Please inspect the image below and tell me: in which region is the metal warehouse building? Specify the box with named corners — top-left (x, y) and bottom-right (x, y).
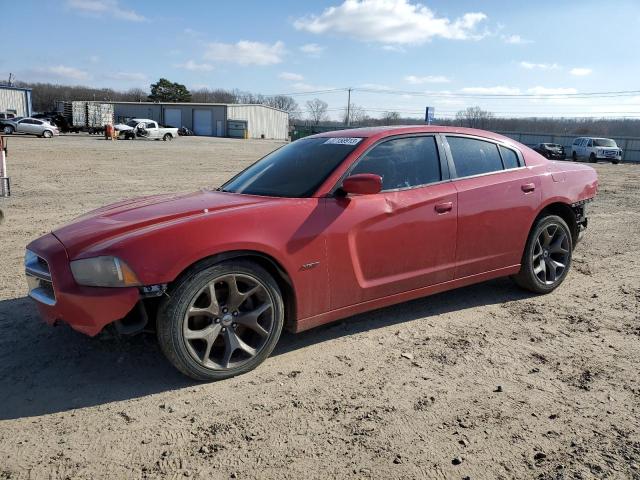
top-left (110, 102), bottom-right (289, 140)
top-left (0, 85), bottom-right (32, 117)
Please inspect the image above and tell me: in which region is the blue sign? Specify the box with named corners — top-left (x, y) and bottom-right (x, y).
top-left (425, 107), bottom-right (435, 125)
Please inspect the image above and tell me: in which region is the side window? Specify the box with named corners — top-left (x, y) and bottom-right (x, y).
top-left (587, 139), bottom-right (593, 147)
top-left (147, 122), bottom-right (156, 128)
top-left (350, 136), bottom-right (441, 191)
top-left (33, 120), bottom-right (43, 125)
top-left (499, 146), bottom-right (520, 169)
top-left (447, 136), bottom-right (504, 177)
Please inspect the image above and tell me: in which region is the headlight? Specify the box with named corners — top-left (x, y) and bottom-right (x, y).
top-left (70, 256), bottom-right (141, 287)
top-left (24, 249), bottom-right (38, 266)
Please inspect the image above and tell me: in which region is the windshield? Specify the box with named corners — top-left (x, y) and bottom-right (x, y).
top-left (126, 120), bottom-right (138, 127)
top-left (221, 137), bottom-right (362, 197)
top-left (593, 138), bottom-right (617, 147)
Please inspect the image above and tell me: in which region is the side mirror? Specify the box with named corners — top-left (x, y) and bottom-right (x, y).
top-left (341, 173), bottom-right (382, 195)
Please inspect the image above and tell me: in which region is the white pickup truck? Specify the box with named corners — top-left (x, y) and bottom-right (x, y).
top-left (115, 118), bottom-right (178, 141)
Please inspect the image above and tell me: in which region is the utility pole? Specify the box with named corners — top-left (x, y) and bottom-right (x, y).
top-left (346, 88), bottom-right (352, 126)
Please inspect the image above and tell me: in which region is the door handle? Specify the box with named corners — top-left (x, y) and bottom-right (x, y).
top-left (434, 201), bottom-right (453, 213)
top-left (521, 183), bottom-right (535, 193)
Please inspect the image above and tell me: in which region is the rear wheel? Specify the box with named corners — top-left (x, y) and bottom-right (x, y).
top-left (513, 215), bottom-right (572, 294)
top-left (163, 133), bottom-right (173, 141)
top-left (42, 130), bottom-right (53, 138)
top-left (157, 260), bottom-right (284, 381)
top-left (572, 151), bottom-right (578, 161)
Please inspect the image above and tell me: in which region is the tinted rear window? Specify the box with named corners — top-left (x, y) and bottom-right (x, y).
top-left (222, 137), bottom-right (361, 197)
top-left (447, 137), bottom-right (504, 177)
top-left (499, 146), bottom-right (520, 169)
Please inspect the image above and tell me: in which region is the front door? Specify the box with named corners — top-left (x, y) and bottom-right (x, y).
top-left (325, 135), bottom-right (457, 310)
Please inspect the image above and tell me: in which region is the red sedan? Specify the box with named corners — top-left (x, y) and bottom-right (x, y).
top-left (25, 126), bottom-right (598, 380)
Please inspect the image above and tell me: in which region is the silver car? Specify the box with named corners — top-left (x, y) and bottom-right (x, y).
top-left (2, 117), bottom-right (59, 138)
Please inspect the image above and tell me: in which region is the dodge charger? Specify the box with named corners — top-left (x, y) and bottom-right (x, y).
top-left (25, 126), bottom-right (598, 380)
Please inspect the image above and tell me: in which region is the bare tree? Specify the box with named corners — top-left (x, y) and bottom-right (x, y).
top-left (122, 88), bottom-right (148, 102)
top-left (306, 98), bottom-right (329, 125)
top-left (191, 88), bottom-right (237, 103)
top-left (266, 95), bottom-right (299, 117)
top-left (381, 111), bottom-right (401, 125)
top-left (343, 104), bottom-right (369, 125)
top-left (455, 106), bottom-right (494, 129)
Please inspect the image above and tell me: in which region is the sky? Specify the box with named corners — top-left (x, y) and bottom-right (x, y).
top-left (3, 0), bottom-right (640, 120)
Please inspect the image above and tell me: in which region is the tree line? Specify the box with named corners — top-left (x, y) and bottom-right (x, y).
top-left (7, 78), bottom-right (640, 136)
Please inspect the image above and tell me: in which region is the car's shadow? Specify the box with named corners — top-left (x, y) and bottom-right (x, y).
top-left (0, 279), bottom-right (532, 420)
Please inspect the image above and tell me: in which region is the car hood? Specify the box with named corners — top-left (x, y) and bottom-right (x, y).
top-left (53, 190), bottom-right (275, 257)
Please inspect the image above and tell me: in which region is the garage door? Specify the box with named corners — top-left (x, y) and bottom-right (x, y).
top-left (193, 109), bottom-right (213, 136)
top-left (164, 108), bottom-right (182, 128)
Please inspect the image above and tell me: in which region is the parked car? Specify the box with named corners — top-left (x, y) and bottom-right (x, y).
top-left (25, 126), bottom-right (598, 380)
top-left (0, 112), bottom-right (18, 120)
top-left (533, 143), bottom-right (566, 160)
top-left (2, 117), bottom-right (59, 138)
top-left (571, 137), bottom-right (622, 164)
top-left (115, 118), bottom-right (178, 141)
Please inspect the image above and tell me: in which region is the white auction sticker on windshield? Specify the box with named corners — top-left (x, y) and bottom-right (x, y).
top-left (323, 137), bottom-right (362, 145)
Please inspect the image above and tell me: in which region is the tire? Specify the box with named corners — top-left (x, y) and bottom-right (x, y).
top-left (157, 260), bottom-right (284, 381)
top-left (2, 125), bottom-right (14, 134)
top-left (42, 130), bottom-right (53, 138)
top-left (589, 153), bottom-right (597, 163)
top-left (513, 215), bottom-right (573, 294)
top-left (572, 152), bottom-right (577, 161)
top-left (612, 159), bottom-right (620, 165)
top-left (163, 133), bottom-right (173, 141)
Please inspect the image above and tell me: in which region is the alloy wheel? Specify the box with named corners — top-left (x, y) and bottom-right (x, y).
top-left (182, 273), bottom-right (275, 370)
top-left (532, 223), bottom-right (570, 285)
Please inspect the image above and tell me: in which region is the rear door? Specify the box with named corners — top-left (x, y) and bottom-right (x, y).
top-left (443, 135), bottom-right (541, 279)
top-left (325, 134), bottom-right (458, 309)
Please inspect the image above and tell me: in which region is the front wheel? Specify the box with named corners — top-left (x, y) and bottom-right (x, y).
top-left (157, 260), bottom-right (284, 381)
top-left (589, 153), bottom-right (597, 163)
top-left (2, 125), bottom-right (14, 134)
top-left (513, 215), bottom-right (572, 294)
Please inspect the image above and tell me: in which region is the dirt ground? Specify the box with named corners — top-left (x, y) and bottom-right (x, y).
top-left (0, 134), bottom-right (638, 479)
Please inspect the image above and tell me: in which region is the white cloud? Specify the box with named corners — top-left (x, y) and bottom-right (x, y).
top-left (405, 74), bottom-right (450, 84)
top-left (294, 0), bottom-right (488, 44)
top-left (66, 0), bottom-right (147, 22)
top-left (502, 34), bottom-right (531, 44)
top-left (184, 28), bottom-right (204, 37)
top-left (88, 55), bottom-right (100, 64)
top-left (37, 65), bottom-right (91, 81)
top-left (381, 45), bottom-right (406, 52)
top-left (108, 72), bottom-right (147, 81)
top-left (359, 83), bottom-right (392, 90)
top-left (519, 61), bottom-right (559, 70)
top-left (204, 40), bottom-right (285, 65)
top-left (292, 82), bottom-right (334, 92)
top-left (279, 72), bottom-right (304, 81)
top-left (299, 43), bottom-right (325, 55)
top-left (570, 67), bottom-right (592, 76)
top-left (174, 60), bottom-right (214, 72)
top-left (461, 86), bottom-right (521, 95)
top-left (526, 86), bottom-right (578, 95)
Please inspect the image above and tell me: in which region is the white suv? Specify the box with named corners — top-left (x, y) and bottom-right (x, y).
top-left (571, 137), bottom-right (622, 164)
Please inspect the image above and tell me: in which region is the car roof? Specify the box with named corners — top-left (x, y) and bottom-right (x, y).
top-left (306, 125), bottom-right (514, 143)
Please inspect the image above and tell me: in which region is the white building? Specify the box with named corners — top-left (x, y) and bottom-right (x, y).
top-left (109, 101), bottom-right (289, 140)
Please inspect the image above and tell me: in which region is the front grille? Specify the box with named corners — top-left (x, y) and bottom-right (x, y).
top-left (25, 253), bottom-right (56, 305)
top-left (604, 150), bottom-right (617, 158)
